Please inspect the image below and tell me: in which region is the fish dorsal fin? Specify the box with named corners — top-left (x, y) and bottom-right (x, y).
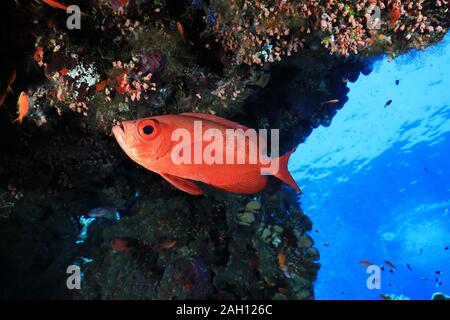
top-left (160, 173), bottom-right (204, 195)
top-left (180, 112), bottom-right (249, 130)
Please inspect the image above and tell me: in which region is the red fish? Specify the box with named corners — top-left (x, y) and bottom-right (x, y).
top-left (359, 261), bottom-right (374, 266)
top-left (385, 261), bottom-right (396, 269)
top-left (41, 0), bottom-right (86, 15)
top-left (112, 113), bottom-right (301, 195)
top-left (42, 0), bottom-right (70, 11)
top-left (390, 4), bottom-right (401, 28)
top-left (13, 92), bottom-right (29, 124)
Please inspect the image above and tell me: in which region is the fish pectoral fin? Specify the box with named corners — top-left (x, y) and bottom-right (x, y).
top-left (160, 173), bottom-right (204, 195)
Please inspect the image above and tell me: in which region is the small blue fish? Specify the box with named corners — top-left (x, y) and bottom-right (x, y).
top-left (87, 207), bottom-right (118, 220)
top-left (87, 192), bottom-right (141, 220)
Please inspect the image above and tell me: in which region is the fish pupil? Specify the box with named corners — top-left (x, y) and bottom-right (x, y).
top-left (143, 125), bottom-right (154, 135)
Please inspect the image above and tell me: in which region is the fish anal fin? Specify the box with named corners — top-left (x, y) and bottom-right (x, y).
top-left (180, 112), bottom-right (249, 130)
top-left (215, 173), bottom-right (267, 194)
top-left (160, 173), bottom-right (204, 195)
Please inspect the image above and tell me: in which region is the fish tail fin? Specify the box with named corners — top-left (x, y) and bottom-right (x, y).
top-left (12, 116), bottom-right (22, 124)
top-left (273, 148), bottom-right (302, 193)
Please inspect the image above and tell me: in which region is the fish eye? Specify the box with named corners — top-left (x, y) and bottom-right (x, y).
top-left (138, 119), bottom-right (159, 139)
top-left (143, 125), bottom-right (154, 135)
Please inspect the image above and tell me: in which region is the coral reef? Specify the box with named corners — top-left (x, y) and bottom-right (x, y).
top-left (209, 0), bottom-right (449, 64)
top-left (0, 0), bottom-right (448, 299)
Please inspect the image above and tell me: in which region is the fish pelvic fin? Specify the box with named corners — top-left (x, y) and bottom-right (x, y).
top-left (160, 173), bottom-right (204, 195)
top-left (273, 148), bottom-right (302, 193)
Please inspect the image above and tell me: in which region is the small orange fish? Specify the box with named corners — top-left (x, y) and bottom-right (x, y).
top-left (390, 4), bottom-right (401, 28)
top-left (155, 240), bottom-right (177, 249)
top-left (384, 261), bottom-right (396, 269)
top-left (13, 92), bottom-right (29, 124)
top-left (176, 22), bottom-right (185, 42)
top-left (112, 113), bottom-right (301, 195)
top-left (110, 238), bottom-right (130, 252)
top-left (278, 253), bottom-right (286, 268)
top-left (359, 261), bottom-right (374, 266)
top-left (42, 0), bottom-right (69, 10)
top-left (42, 0), bottom-right (86, 15)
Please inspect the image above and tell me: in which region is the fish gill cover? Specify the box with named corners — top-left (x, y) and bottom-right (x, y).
top-left (0, 0), bottom-right (448, 300)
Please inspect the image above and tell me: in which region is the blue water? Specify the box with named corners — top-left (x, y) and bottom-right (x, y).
top-left (290, 34), bottom-right (450, 300)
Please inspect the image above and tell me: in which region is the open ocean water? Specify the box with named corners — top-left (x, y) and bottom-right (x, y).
top-left (290, 34), bottom-right (450, 300)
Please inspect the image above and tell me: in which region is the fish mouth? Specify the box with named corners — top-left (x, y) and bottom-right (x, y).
top-left (112, 122), bottom-right (139, 162)
top-left (112, 122), bottom-right (127, 150)
top-left (113, 122), bottom-right (124, 133)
